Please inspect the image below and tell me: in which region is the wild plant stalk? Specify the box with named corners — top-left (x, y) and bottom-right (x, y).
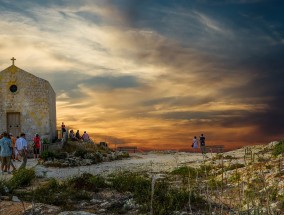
top-left (236, 161), bottom-right (242, 212)
top-left (221, 154), bottom-right (224, 195)
top-left (196, 170), bottom-right (202, 197)
top-left (227, 159), bottom-right (234, 211)
top-left (202, 155), bottom-right (212, 214)
top-left (31, 176), bottom-right (36, 214)
top-left (244, 159), bottom-right (251, 213)
top-left (173, 153), bottom-right (179, 169)
top-left (259, 163), bottom-right (272, 215)
top-left (210, 155), bottom-right (223, 213)
top-left (150, 174), bottom-right (155, 215)
top-left (187, 167), bottom-right (192, 214)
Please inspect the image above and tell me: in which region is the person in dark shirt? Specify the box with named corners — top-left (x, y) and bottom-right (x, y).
top-left (200, 133), bottom-right (206, 156)
top-left (76, 130), bottom-right (81, 140)
top-left (61, 122), bottom-right (66, 139)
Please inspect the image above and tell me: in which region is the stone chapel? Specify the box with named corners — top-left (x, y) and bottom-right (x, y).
top-left (0, 58), bottom-right (56, 142)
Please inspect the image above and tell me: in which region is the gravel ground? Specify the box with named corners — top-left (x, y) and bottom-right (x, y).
top-left (1, 147), bottom-right (249, 180)
top-left (36, 152), bottom-right (207, 179)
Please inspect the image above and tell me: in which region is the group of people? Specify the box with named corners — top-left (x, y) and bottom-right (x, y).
top-left (69, 129), bottom-right (90, 142)
top-left (0, 132), bottom-right (41, 175)
top-left (192, 134), bottom-right (207, 155)
top-left (62, 122), bottom-right (90, 142)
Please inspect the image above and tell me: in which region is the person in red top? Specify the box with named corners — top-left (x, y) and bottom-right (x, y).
top-left (33, 134), bottom-right (41, 160)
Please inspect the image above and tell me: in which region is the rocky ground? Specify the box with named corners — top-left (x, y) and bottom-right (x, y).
top-left (1, 142), bottom-right (284, 214)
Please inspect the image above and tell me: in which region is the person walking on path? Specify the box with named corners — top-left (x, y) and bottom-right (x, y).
top-left (200, 133), bottom-right (207, 157)
top-left (16, 133), bottom-right (28, 169)
top-left (192, 136), bottom-right (198, 153)
top-left (33, 134), bottom-right (41, 160)
top-left (0, 132), bottom-right (12, 174)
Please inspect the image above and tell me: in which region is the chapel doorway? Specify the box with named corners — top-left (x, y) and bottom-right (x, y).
top-left (7, 112), bottom-right (21, 136)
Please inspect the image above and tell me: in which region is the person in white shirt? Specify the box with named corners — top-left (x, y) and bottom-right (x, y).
top-left (16, 133), bottom-right (28, 169)
top-left (192, 136), bottom-right (198, 153)
top-left (82, 131), bottom-right (90, 142)
top-left (14, 136), bottom-right (21, 161)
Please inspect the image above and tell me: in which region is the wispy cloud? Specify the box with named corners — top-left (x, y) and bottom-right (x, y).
top-left (0, 0), bottom-right (283, 149)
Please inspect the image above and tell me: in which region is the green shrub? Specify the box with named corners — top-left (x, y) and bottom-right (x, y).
top-left (197, 164), bottom-right (213, 177)
top-left (32, 179), bottom-right (66, 206)
top-left (89, 175), bottom-right (108, 190)
top-left (74, 148), bottom-right (88, 158)
top-left (63, 141), bottom-right (98, 154)
top-left (272, 141), bottom-right (284, 156)
top-left (171, 166), bottom-right (197, 178)
top-left (116, 152), bottom-right (130, 159)
top-left (42, 138), bottom-right (49, 144)
top-left (54, 152), bottom-right (68, 159)
top-left (0, 179), bottom-right (10, 194)
top-left (228, 172), bottom-right (241, 183)
top-left (40, 151), bottom-right (56, 161)
top-left (153, 181), bottom-right (187, 214)
top-left (68, 173), bottom-right (107, 191)
top-left (8, 168), bottom-right (36, 190)
top-left (30, 178), bottom-right (91, 208)
top-left (109, 172), bottom-right (203, 213)
top-left (63, 141), bottom-right (79, 153)
top-left (109, 172), bottom-right (151, 204)
top-left (257, 156), bottom-right (270, 162)
top-left (223, 155), bottom-right (237, 160)
top-left (207, 178), bottom-right (223, 189)
top-left (152, 180), bottom-right (204, 214)
top-left (224, 163), bottom-right (245, 171)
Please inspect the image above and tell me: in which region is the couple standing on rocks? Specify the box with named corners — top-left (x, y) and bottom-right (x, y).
top-left (192, 134), bottom-right (206, 155)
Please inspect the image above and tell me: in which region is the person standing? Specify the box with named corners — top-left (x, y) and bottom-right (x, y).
top-left (200, 133), bottom-right (206, 156)
top-left (16, 133), bottom-right (28, 169)
top-left (0, 132), bottom-right (12, 174)
top-left (61, 122), bottom-right (66, 138)
top-left (10, 133), bottom-right (16, 161)
top-left (8, 133), bottom-right (17, 172)
top-left (192, 136), bottom-right (198, 153)
top-left (33, 134), bottom-right (41, 160)
top-left (14, 136), bottom-right (21, 162)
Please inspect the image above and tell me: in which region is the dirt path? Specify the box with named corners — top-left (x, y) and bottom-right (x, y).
top-left (34, 152), bottom-right (207, 179)
top-left (1, 148), bottom-right (248, 180)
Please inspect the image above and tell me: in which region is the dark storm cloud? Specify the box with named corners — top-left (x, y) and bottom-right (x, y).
top-left (38, 70), bottom-right (144, 104)
top-left (220, 46), bottom-right (284, 135)
top-left (113, 0), bottom-right (284, 139)
top-left (37, 71), bottom-right (89, 100)
top-left (83, 75), bottom-right (143, 90)
top-left (155, 110), bottom-right (250, 121)
top-left (141, 96), bottom-right (214, 108)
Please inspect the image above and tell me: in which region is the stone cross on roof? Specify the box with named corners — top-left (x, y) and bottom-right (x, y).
top-left (11, 57), bottom-right (16, 65)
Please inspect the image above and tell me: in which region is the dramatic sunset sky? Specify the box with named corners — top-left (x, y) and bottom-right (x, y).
top-left (0, 0), bottom-right (283, 150)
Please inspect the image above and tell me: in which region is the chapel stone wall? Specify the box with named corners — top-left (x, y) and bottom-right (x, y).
top-left (0, 65), bottom-right (56, 142)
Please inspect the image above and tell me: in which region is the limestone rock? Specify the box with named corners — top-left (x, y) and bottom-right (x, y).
top-left (58, 211), bottom-right (96, 215)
